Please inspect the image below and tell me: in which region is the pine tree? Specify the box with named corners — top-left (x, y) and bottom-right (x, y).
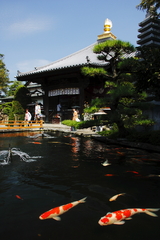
top-left (82, 40), bottom-right (152, 137)
top-left (136, 0), bottom-right (160, 17)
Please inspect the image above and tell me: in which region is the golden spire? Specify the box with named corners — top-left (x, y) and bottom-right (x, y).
top-left (104, 18), bottom-right (112, 33)
top-left (97, 18), bottom-right (116, 42)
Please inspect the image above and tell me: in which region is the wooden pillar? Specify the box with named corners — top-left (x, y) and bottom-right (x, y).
top-left (42, 80), bottom-right (49, 123)
top-left (78, 76), bottom-right (86, 118)
top-left (79, 86), bottom-right (84, 116)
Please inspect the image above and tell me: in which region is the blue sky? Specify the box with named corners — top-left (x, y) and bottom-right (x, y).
top-left (0, 0), bottom-right (146, 82)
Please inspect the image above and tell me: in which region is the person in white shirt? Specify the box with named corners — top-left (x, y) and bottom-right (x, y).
top-left (24, 109), bottom-right (32, 126)
top-left (35, 103), bottom-right (41, 120)
top-left (57, 103), bottom-right (61, 113)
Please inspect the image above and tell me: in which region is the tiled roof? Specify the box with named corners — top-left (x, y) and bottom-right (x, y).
top-left (17, 43), bottom-right (108, 77)
top-left (17, 42), bottom-right (137, 78)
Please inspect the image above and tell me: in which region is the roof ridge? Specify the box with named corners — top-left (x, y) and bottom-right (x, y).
top-left (36, 42), bottom-right (96, 71)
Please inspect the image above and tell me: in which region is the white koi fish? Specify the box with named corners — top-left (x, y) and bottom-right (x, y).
top-left (98, 208), bottom-right (160, 226)
top-left (109, 193), bottom-right (125, 202)
top-left (39, 197), bottom-right (87, 221)
top-left (148, 174), bottom-right (160, 178)
top-left (101, 159), bottom-right (111, 166)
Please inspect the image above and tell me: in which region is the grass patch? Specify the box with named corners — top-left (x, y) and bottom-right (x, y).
top-left (62, 120), bottom-right (160, 146)
top-left (62, 119), bottom-right (107, 129)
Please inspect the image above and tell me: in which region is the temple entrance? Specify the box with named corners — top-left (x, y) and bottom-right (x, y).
top-left (48, 95), bottom-right (80, 122)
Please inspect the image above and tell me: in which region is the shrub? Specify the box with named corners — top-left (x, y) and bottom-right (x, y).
top-left (61, 120), bottom-right (79, 128)
top-left (99, 129), bottom-right (119, 139)
top-left (126, 129), bottom-right (160, 146)
top-left (1, 102), bottom-right (12, 115)
top-left (126, 130), bottom-right (151, 143)
top-left (149, 130), bottom-right (160, 146)
top-left (14, 86), bottom-right (31, 109)
top-left (11, 101), bottom-right (24, 120)
top-left (62, 119), bottom-right (108, 129)
top-left (99, 123), bottom-right (119, 138)
top-left (0, 101), bottom-right (24, 120)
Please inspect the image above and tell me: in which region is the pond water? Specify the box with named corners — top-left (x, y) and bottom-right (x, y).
top-left (0, 131), bottom-right (160, 240)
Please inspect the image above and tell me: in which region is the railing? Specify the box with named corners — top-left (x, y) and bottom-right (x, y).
top-left (0, 120), bottom-right (43, 130)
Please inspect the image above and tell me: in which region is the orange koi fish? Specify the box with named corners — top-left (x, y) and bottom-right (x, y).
top-left (39, 197), bottom-right (87, 221)
top-left (98, 208), bottom-right (159, 226)
top-left (109, 193), bottom-right (125, 202)
top-left (126, 171), bottom-right (139, 174)
top-left (16, 195), bottom-right (23, 200)
top-left (116, 151), bottom-right (125, 156)
top-left (105, 174), bottom-right (116, 177)
top-left (31, 142), bottom-right (42, 144)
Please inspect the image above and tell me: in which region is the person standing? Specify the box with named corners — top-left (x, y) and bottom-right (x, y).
top-left (25, 109), bottom-right (32, 121)
top-left (24, 109), bottom-right (32, 126)
top-left (35, 103), bottom-right (41, 120)
top-left (72, 108), bottom-right (78, 121)
top-left (57, 103), bottom-right (61, 113)
top-left (56, 103), bottom-right (61, 123)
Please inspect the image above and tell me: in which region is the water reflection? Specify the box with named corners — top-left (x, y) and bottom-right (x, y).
top-left (70, 136), bottom-right (80, 166)
top-left (0, 131), bottom-right (160, 240)
top-left (27, 133), bottom-right (56, 139)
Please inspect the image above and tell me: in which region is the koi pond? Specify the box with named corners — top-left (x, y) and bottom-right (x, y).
top-left (0, 131), bottom-right (160, 240)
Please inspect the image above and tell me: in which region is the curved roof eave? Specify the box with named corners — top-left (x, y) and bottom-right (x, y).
top-left (16, 41), bottom-right (137, 79)
top-left (16, 42), bottom-right (109, 78)
top-left (17, 62), bottom-right (109, 78)
top-left (17, 63), bottom-right (88, 78)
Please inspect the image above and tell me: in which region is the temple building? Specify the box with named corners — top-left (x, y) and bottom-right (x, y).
top-left (13, 14), bottom-right (160, 130)
top-left (137, 12), bottom-right (160, 130)
top-left (16, 19), bottom-right (116, 122)
top-left (137, 12), bottom-right (160, 46)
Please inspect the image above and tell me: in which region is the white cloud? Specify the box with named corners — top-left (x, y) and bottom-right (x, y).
top-left (17, 59), bottom-right (51, 73)
top-left (6, 16), bottom-right (53, 37)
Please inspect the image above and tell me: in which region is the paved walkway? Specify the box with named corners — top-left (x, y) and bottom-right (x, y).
top-left (0, 122), bottom-right (97, 137)
top-left (0, 123), bottom-right (159, 153)
top-left (43, 123), bottom-right (97, 136)
top-left (42, 124), bottom-right (160, 153)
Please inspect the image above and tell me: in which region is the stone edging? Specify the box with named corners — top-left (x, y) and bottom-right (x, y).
top-left (91, 135), bottom-right (160, 153)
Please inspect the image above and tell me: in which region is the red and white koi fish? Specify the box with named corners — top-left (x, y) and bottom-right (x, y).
top-left (109, 193), bottom-right (125, 202)
top-left (98, 208), bottom-right (159, 226)
top-left (39, 197), bottom-right (87, 221)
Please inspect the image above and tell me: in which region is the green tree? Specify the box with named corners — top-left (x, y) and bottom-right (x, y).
top-left (0, 101), bottom-right (24, 120)
top-left (7, 80), bottom-right (24, 96)
top-left (82, 40), bottom-right (152, 137)
top-left (14, 86), bottom-right (31, 110)
top-left (136, 0), bottom-right (160, 16)
top-left (10, 100), bottom-right (25, 120)
top-left (0, 54), bottom-right (10, 96)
